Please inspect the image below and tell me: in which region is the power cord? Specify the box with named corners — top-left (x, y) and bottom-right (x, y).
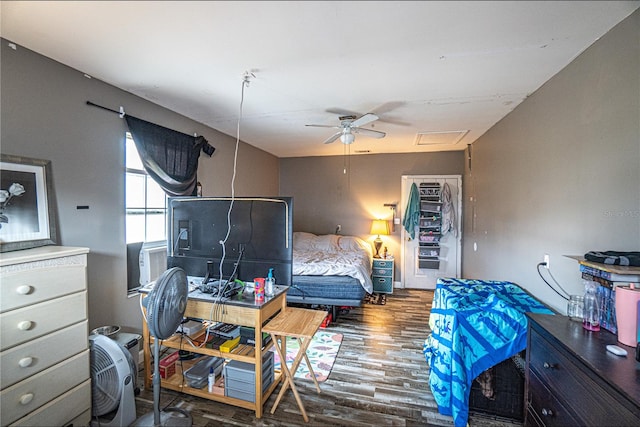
top-left (211, 73), bottom-right (251, 325)
top-left (537, 262), bottom-right (570, 300)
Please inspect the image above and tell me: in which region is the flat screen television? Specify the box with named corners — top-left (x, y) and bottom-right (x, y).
top-left (167, 196), bottom-right (293, 286)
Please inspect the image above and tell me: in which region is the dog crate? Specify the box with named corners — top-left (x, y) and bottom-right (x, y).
top-left (469, 353), bottom-right (525, 422)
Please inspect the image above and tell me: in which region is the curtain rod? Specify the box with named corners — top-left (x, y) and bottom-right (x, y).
top-left (86, 101), bottom-right (125, 118)
top-left (86, 100), bottom-right (200, 137)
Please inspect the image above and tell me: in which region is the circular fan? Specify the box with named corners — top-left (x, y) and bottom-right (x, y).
top-left (134, 267), bottom-right (191, 427)
top-left (90, 334), bottom-right (137, 426)
top-left (306, 113), bottom-right (386, 144)
top-left (146, 267), bottom-right (188, 339)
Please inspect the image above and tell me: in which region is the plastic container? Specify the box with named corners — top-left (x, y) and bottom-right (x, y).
top-left (567, 295), bottom-right (584, 322)
top-left (184, 356), bottom-right (224, 389)
top-left (582, 281), bottom-right (600, 331)
top-left (208, 367), bottom-right (215, 393)
top-left (614, 284), bottom-right (640, 346)
top-left (265, 268), bottom-right (275, 297)
top-left (224, 352), bottom-right (274, 403)
top-left (254, 277), bottom-right (265, 301)
top-left (636, 300), bottom-right (640, 361)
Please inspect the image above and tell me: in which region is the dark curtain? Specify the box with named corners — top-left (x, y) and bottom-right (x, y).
top-left (125, 115), bottom-right (215, 196)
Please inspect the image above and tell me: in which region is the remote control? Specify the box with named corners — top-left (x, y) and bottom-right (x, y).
top-left (606, 344), bottom-right (628, 357)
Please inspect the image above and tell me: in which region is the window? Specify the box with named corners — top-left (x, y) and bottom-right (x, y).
top-left (125, 133), bottom-right (167, 244)
top-left (126, 133), bottom-right (167, 293)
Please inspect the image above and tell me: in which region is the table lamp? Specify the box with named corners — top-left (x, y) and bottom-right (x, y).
top-left (370, 219), bottom-right (390, 258)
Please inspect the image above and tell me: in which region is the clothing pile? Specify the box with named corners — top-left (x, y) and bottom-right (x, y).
top-left (584, 251), bottom-right (640, 267)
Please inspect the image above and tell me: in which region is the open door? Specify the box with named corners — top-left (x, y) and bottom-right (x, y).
top-left (400, 175), bottom-right (462, 289)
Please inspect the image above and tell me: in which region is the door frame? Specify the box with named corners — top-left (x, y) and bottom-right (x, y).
top-left (399, 174), bottom-right (462, 289)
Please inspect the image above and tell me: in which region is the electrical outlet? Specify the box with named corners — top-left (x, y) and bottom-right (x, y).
top-left (543, 254), bottom-right (550, 269)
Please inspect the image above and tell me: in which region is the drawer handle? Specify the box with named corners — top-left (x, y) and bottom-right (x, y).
top-left (18, 320), bottom-right (33, 331)
top-left (18, 357), bottom-right (34, 368)
top-left (16, 285), bottom-right (34, 295)
top-left (541, 408), bottom-right (554, 417)
top-left (19, 393), bottom-right (34, 405)
top-left (543, 362), bottom-right (557, 369)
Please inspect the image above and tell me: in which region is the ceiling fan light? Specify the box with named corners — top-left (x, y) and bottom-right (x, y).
top-left (340, 132), bottom-right (355, 144)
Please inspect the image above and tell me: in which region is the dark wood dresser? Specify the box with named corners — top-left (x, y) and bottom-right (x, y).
top-left (525, 313), bottom-right (640, 427)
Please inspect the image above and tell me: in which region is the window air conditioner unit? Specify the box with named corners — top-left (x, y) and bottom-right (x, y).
top-left (139, 241), bottom-right (167, 286)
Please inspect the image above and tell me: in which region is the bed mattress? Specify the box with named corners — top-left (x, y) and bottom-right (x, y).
top-left (287, 275), bottom-right (366, 306)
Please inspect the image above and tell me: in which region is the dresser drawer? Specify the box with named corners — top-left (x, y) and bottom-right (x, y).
top-left (373, 276), bottom-right (393, 293)
top-left (529, 329), bottom-right (639, 426)
top-left (9, 379), bottom-right (91, 427)
top-left (1, 261), bottom-right (87, 313)
top-left (63, 409), bottom-right (92, 427)
top-left (1, 350), bottom-right (90, 425)
top-left (1, 291), bottom-right (87, 351)
top-left (373, 267), bottom-right (392, 277)
top-left (373, 259), bottom-right (393, 270)
top-left (526, 370), bottom-right (579, 426)
top-left (1, 320), bottom-right (88, 389)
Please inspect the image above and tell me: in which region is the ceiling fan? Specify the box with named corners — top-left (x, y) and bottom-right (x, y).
top-left (306, 113), bottom-right (386, 144)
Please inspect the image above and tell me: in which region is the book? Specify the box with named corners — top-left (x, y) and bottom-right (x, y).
top-left (579, 264), bottom-right (640, 282)
top-left (596, 284), bottom-right (617, 334)
top-left (581, 272), bottom-right (633, 289)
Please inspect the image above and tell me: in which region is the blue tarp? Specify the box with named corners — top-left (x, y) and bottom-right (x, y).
top-left (423, 278), bottom-right (554, 427)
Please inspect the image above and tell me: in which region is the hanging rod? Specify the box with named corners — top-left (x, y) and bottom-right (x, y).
top-left (87, 100), bottom-right (206, 146)
top-left (86, 101), bottom-right (125, 118)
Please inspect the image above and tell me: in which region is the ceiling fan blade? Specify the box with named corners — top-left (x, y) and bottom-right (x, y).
top-left (323, 132), bottom-right (342, 144)
top-left (325, 107), bottom-right (360, 117)
top-left (370, 101), bottom-right (406, 115)
top-left (306, 124), bottom-right (340, 129)
top-left (353, 128), bottom-right (386, 139)
top-left (351, 113), bottom-right (379, 128)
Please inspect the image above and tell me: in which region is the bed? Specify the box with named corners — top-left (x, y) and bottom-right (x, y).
top-left (285, 232), bottom-right (374, 318)
top-left (423, 277), bottom-right (554, 427)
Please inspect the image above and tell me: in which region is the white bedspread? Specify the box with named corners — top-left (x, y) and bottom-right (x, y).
top-left (292, 233), bottom-right (374, 294)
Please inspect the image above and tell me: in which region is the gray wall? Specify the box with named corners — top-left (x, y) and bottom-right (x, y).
top-left (280, 151), bottom-right (465, 279)
top-left (1, 40), bottom-right (279, 333)
top-left (2, 7), bottom-right (637, 330)
top-left (462, 10), bottom-right (640, 313)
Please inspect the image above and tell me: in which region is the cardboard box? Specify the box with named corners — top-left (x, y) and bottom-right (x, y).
top-left (159, 351), bottom-right (179, 379)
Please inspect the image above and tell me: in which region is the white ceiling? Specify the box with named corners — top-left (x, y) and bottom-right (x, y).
top-left (2, 1), bottom-right (638, 158)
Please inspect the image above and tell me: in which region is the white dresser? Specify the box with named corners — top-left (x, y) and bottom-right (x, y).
top-left (1, 246), bottom-right (91, 427)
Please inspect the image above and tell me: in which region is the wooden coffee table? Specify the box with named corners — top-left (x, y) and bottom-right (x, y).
top-left (262, 307), bottom-right (328, 422)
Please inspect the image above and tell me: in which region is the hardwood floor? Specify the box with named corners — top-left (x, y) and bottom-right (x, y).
top-left (134, 289), bottom-right (523, 426)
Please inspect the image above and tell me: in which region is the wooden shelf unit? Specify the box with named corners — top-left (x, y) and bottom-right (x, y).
top-left (141, 288), bottom-right (287, 418)
top-left (565, 255), bottom-right (640, 275)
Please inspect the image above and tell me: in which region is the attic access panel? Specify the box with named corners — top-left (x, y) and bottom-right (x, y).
top-left (415, 130), bottom-right (469, 146)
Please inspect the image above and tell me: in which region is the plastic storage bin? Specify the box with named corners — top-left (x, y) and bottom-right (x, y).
top-left (224, 351), bottom-right (274, 403)
top-left (419, 259), bottom-right (440, 269)
top-left (184, 356), bottom-right (224, 389)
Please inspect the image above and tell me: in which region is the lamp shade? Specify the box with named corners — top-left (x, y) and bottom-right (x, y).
top-left (340, 132), bottom-right (355, 144)
top-left (370, 219), bottom-right (390, 236)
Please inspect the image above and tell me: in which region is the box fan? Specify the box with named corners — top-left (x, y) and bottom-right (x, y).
top-left (89, 334), bottom-right (137, 427)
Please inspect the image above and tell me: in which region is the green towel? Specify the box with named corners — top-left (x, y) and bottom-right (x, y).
top-left (403, 183), bottom-right (420, 239)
